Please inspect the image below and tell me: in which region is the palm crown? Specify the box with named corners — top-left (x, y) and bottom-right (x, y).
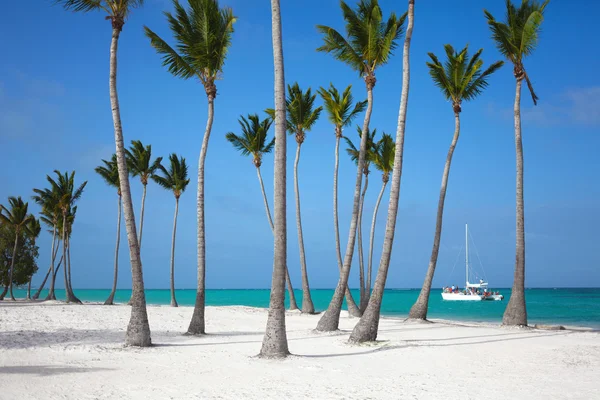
top-left (0, 197), bottom-right (34, 235)
top-left (95, 154), bottom-right (121, 196)
top-left (153, 154), bottom-right (191, 199)
top-left (27, 218), bottom-right (42, 241)
top-left (345, 126), bottom-right (378, 174)
top-left (485, 0), bottom-right (549, 105)
top-left (55, 0), bottom-right (145, 30)
top-left (372, 133), bottom-right (395, 183)
top-left (427, 45), bottom-right (504, 113)
top-left (32, 187), bottom-right (60, 226)
top-left (144, 0), bottom-right (236, 97)
top-left (317, 0), bottom-right (406, 87)
top-left (226, 114), bottom-right (275, 168)
top-left (46, 171), bottom-right (87, 218)
top-left (317, 84), bottom-right (367, 138)
top-left (125, 141), bottom-right (162, 186)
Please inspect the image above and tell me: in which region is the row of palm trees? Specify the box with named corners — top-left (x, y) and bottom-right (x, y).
top-left (44, 0), bottom-right (548, 354)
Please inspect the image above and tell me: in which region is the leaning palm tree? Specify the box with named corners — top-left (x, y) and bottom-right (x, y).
top-left (145, 0), bottom-right (235, 335)
top-left (316, 0), bottom-right (406, 331)
top-left (317, 83), bottom-right (366, 317)
top-left (485, 0), bottom-right (549, 326)
top-left (226, 114), bottom-right (300, 311)
top-left (153, 154), bottom-right (190, 307)
top-left (95, 154), bottom-right (122, 305)
top-left (366, 133), bottom-right (395, 299)
top-left (349, 0), bottom-right (414, 343)
top-left (56, 0), bottom-right (151, 346)
top-left (0, 197), bottom-right (33, 300)
top-left (26, 218), bottom-right (42, 300)
top-left (125, 140), bottom-right (162, 249)
top-left (260, 0), bottom-right (290, 358)
top-left (268, 83), bottom-right (322, 314)
top-left (345, 126), bottom-right (378, 311)
top-left (408, 45), bottom-right (503, 320)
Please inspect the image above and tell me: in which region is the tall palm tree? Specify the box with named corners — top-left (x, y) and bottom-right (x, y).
top-left (56, 0), bottom-right (151, 346)
top-left (485, 0), bottom-right (549, 326)
top-left (268, 83), bottom-right (322, 314)
top-left (408, 45), bottom-right (503, 320)
top-left (46, 171), bottom-right (87, 304)
top-left (125, 140), bottom-right (162, 249)
top-left (260, 0), bottom-right (290, 358)
top-left (345, 126), bottom-right (378, 311)
top-left (366, 133), bottom-right (395, 298)
top-left (349, 0), bottom-right (414, 343)
top-left (0, 197), bottom-right (33, 300)
top-left (315, 0), bottom-right (406, 331)
top-left (153, 154), bottom-right (190, 307)
top-left (145, 0), bottom-right (235, 335)
top-left (95, 154), bottom-right (122, 305)
top-left (26, 218), bottom-right (41, 300)
top-left (226, 114), bottom-right (300, 311)
top-left (317, 83), bottom-right (366, 317)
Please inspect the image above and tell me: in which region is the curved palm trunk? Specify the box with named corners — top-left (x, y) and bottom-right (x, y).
top-left (257, 166), bottom-right (299, 311)
top-left (33, 265), bottom-right (51, 300)
top-left (187, 92), bottom-right (215, 335)
top-left (349, 0), bottom-right (414, 343)
top-left (333, 136), bottom-right (362, 317)
top-left (110, 26), bottom-right (151, 346)
top-left (53, 256), bottom-right (63, 283)
top-left (67, 237), bottom-right (76, 297)
top-left (0, 285), bottom-right (8, 300)
top-left (367, 177), bottom-right (388, 298)
top-left (408, 112), bottom-right (460, 320)
top-left (27, 278), bottom-right (31, 300)
top-left (44, 227), bottom-right (58, 300)
top-left (503, 79), bottom-right (527, 326)
top-left (8, 231), bottom-right (20, 301)
top-left (105, 195), bottom-right (122, 305)
top-left (170, 197), bottom-right (179, 307)
top-left (358, 172), bottom-right (369, 311)
top-left (260, 0), bottom-right (290, 358)
top-left (316, 85), bottom-right (374, 332)
top-left (139, 184), bottom-right (147, 249)
top-left (294, 144), bottom-right (315, 314)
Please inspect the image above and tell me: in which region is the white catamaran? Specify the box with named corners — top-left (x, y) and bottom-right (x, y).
top-left (441, 224), bottom-right (504, 301)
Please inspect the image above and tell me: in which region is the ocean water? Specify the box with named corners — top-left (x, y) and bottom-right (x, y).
top-left (9, 288), bottom-right (600, 329)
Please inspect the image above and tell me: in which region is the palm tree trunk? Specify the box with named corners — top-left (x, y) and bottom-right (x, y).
top-left (503, 78), bottom-right (527, 326)
top-left (61, 214), bottom-right (72, 303)
top-left (187, 90), bottom-right (215, 335)
top-left (316, 85), bottom-right (374, 332)
top-left (367, 177), bottom-right (388, 300)
top-left (408, 112), bottom-right (460, 320)
top-left (45, 227), bottom-right (58, 300)
top-left (170, 197), bottom-right (179, 307)
top-left (110, 25), bottom-right (151, 346)
top-left (33, 264), bottom-right (51, 300)
top-left (0, 285), bottom-right (8, 300)
top-left (349, 0), bottom-right (414, 343)
top-left (66, 237), bottom-right (82, 304)
top-left (27, 278), bottom-right (31, 300)
top-left (333, 136), bottom-right (362, 317)
top-left (257, 166), bottom-right (299, 311)
top-left (8, 231), bottom-right (20, 300)
top-left (105, 195), bottom-right (122, 305)
top-left (358, 172), bottom-right (369, 312)
top-left (294, 144), bottom-right (315, 314)
top-left (53, 256), bottom-right (63, 283)
top-left (260, 0), bottom-right (290, 358)
top-left (139, 183), bottom-right (147, 249)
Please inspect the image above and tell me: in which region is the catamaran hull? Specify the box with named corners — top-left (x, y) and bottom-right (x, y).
top-left (441, 293), bottom-right (483, 301)
top-left (483, 294), bottom-right (504, 301)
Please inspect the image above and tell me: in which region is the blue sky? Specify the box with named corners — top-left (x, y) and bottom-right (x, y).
top-left (1, 0), bottom-right (598, 290)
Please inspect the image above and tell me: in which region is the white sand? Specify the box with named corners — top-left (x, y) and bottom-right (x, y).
top-left (1, 302), bottom-right (599, 399)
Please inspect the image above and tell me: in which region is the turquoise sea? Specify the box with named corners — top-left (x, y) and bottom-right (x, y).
top-left (10, 288), bottom-right (600, 329)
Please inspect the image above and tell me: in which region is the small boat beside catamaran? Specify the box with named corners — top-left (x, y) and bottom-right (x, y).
top-left (441, 224), bottom-right (504, 302)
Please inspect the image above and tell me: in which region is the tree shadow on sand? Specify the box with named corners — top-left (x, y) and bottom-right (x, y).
top-left (0, 365), bottom-right (114, 376)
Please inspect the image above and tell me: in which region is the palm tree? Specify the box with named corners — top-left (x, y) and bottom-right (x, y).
top-left (260, 0), bottom-right (290, 358)
top-left (485, 0), bottom-right (549, 326)
top-left (345, 126), bottom-right (378, 311)
top-left (226, 114), bottom-right (300, 311)
top-left (153, 154), bottom-right (190, 307)
top-left (408, 45), bottom-right (503, 320)
top-left (315, 0), bottom-right (406, 332)
top-left (46, 171), bottom-right (87, 304)
top-left (25, 218), bottom-right (41, 300)
top-left (95, 154), bottom-right (122, 305)
top-left (268, 83), bottom-right (322, 314)
top-left (349, 0), bottom-right (414, 343)
top-left (126, 140), bottom-right (162, 249)
top-left (145, 0), bottom-right (235, 335)
top-left (366, 133), bottom-right (395, 299)
top-left (317, 83), bottom-right (366, 317)
top-left (56, 0), bottom-right (151, 346)
top-left (0, 197), bottom-right (33, 300)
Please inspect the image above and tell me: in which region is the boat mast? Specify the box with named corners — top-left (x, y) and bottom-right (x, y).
top-left (465, 223), bottom-right (469, 287)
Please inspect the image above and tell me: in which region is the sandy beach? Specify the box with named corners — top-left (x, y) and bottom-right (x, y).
top-left (0, 302), bottom-right (599, 399)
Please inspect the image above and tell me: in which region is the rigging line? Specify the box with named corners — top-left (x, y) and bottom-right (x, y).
top-left (468, 227), bottom-right (488, 282)
top-left (446, 245), bottom-right (463, 285)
